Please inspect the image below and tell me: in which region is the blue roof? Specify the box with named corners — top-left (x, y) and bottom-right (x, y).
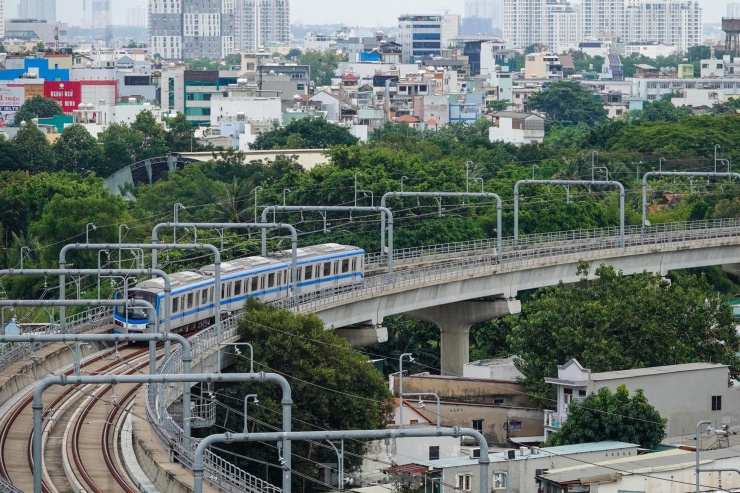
top-left (419, 441), bottom-right (639, 468)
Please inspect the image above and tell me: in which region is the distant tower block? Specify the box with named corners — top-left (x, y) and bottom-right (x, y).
top-left (724, 17), bottom-right (740, 58)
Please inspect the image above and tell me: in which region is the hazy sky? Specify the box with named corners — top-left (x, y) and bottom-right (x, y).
top-left (36, 0), bottom-right (734, 27)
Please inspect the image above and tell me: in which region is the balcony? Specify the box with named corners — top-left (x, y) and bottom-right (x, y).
top-left (544, 410), bottom-right (567, 429)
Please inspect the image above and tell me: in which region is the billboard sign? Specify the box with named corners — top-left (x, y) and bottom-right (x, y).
top-left (0, 83), bottom-right (25, 127)
top-left (44, 81), bottom-right (82, 112)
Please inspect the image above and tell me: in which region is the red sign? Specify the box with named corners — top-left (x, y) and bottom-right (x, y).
top-left (44, 81), bottom-right (82, 112)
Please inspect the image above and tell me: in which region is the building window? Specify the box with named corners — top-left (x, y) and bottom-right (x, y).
top-left (456, 474), bottom-right (472, 492)
top-left (712, 395), bottom-right (722, 411)
top-left (472, 419), bottom-right (483, 431)
top-left (429, 446), bottom-right (440, 461)
top-left (493, 473), bottom-right (507, 490)
top-left (508, 421), bottom-right (522, 431)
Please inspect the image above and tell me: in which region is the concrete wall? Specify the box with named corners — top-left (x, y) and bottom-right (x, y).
top-left (394, 375), bottom-right (535, 408)
top-left (437, 402), bottom-right (542, 446)
top-left (591, 367), bottom-right (740, 438)
top-left (178, 149), bottom-right (330, 170)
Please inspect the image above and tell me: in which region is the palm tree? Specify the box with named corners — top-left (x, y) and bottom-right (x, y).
top-left (214, 178), bottom-right (252, 223)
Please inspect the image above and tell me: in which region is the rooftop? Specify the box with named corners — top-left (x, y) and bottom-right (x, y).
top-left (591, 362), bottom-right (727, 381)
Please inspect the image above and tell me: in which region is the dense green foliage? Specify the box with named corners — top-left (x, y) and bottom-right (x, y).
top-left (507, 265), bottom-right (739, 403)
top-left (207, 300), bottom-right (393, 486)
top-left (297, 49), bottom-right (345, 87)
top-left (546, 385), bottom-right (666, 449)
top-left (525, 81), bottom-right (608, 127)
top-left (250, 117), bottom-right (359, 150)
top-left (13, 96), bottom-right (63, 126)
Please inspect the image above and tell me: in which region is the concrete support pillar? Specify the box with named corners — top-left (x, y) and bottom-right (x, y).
top-left (406, 299), bottom-right (521, 376)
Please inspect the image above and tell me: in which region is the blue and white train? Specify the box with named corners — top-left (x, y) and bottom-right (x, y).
top-left (113, 243), bottom-right (365, 334)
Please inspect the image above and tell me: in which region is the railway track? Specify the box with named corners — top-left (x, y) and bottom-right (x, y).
top-left (0, 343), bottom-right (157, 492)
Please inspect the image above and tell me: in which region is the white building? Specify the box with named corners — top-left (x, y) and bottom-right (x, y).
top-left (544, 359), bottom-right (740, 441)
top-left (209, 94), bottom-right (282, 126)
top-left (624, 42), bottom-right (678, 58)
top-left (303, 32), bottom-right (337, 52)
top-left (488, 111), bottom-right (545, 145)
top-left (397, 14), bottom-right (460, 62)
top-left (69, 101), bottom-right (165, 137)
top-left (0, 0), bottom-right (4, 39)
top-left (502, 0), bottom-right (545, 49)
top-left (547, 1), bottom-right (582, 53)
top-left (582, 0), bottom-right (625, 39)
top-left (125, 6), bottom-right (147, 27)
top-left (464, 357), bottom-right (525, 381)
top-left (624, 0), bottom-right (702, 53)
top-left (701, 58), bottom-right (726, 78)
top-left (17, 0), bottom-right (55, 21)
top-left (235, 0), bottom-right (291, 53)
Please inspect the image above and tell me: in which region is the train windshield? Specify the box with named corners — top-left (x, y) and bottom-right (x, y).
top-left (124, 291), bottom-right (156, 320)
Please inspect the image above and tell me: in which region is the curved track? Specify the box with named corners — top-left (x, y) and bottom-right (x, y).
top-left (0, 344), bottom-right (153, 492)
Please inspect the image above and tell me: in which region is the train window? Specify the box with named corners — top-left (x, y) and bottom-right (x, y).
top-left (201, 289), bottom-right (207, 304)
top-left (334, 261), bottom-right (339, 275)
top-left (260, 276), bottom-right (265, 289)
top-left (305, 265), bottom-right (313, 280)
top-left (323, 262), bottom-right (331, 276)
top-left (251, 276), bottom-right (258, 292)
top-left (187, 293), bottom-right (193, 309)
top-left (297, 267), bottom-right (302, 281)
top-left (173, 297), bottom-right (179, 313)
top-left (342, 259), bottom-right (349, 273)
top-left (221, 284), bottom-right (225, 299)
top-left (209, 287), bottom-right (214, 302)
top-left (268, 273), bottom-right (275, 288)
top-left (352, 258), bottom-right (357, 271)
top-left (227, 283), bottom-right (232, 298)
top-left (235, 280), bottom-right (242, 296)
top-left (277, 271), bottom-right (282, 285)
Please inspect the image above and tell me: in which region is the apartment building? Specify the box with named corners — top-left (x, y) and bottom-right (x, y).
top-left (547, 1), bottom-right (582, 53)
top-left (397, 14), bottom-right (460, 62)
top-left (235, 0), bottom-right (290, 52)
top-left (502, 0), bottom-right (545, 48)
top-left (17, 0), bottom-right (55, 21)
top-left (149, 0), bottom-right (289, 60)
top-left (624, 0), bottom-right (702, 53)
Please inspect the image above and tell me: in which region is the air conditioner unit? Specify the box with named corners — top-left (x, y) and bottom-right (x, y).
top-left (531, 446), bottom-right (541, 455)
top-left (468, 448), bottom-right (481, 459)
top-left (506, 450), bottom-right (516, 460)
top-left (535, 468), bottom-right (548, 476)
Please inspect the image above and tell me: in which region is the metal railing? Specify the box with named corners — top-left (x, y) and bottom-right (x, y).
top-left (145, 314), bottom-right (281, 493)
top-left (0, 306), bottom-right (112, 371)
top-left (278, 218), bottom-right (740, 312)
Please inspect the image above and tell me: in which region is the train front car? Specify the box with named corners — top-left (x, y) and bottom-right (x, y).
top-left (113, 289), bottom-right (158, 334)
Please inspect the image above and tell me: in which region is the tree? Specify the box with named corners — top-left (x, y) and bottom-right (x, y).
top-left (13, 122), bottom-right (56, 173)
top-left (165, 112), bottom-right (197, 152)
top-left (208, 300), bottom-right (393, 487)
top-left (297, 49), bottom-right (344, 86)
top-left (13, 96), bottom-right (63, 126)
top-left (627, 98), bottom-right (692, 123)
top-left (507, 265), bottom-right (739, 404)
top-left (250, 117), bottom-right (358, 150)
top-left (131, 110), bottom-right (168, 159)
top-left (97, 123), bottom-right (144, 176)
top-left (224, 53), bottom-right (241, 66)
top-left (546, 385), bottom-right (666, 449)
top-left (525, 81), bottom-right (608, 127)
top-left (52, 124), bottom-right (104, 174)
top-left (186, 57), bottom-right (220, 71)
top-left (486, 99), bottom-right (511, 113)
top-left (285, 48), bottom-right (302, 60)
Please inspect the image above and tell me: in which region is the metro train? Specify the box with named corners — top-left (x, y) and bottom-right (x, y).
top-left (113, 243), bottom-right (365, 334)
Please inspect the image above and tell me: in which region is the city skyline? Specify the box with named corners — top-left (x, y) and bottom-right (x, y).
top-left (22, 0), bottom-right (733, 27)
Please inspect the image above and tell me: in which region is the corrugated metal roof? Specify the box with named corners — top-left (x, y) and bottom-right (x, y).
top-left (591, 363), bottom-right (727, 381)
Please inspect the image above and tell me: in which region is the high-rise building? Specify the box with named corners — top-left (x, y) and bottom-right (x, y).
top-left (126, 5), bottom-right (147, 27)
top-left (0, 0), bottom-right (4, 38)
top-left (397, 13), bottom-right (460, 62)
top-left (17, 0), bottom-right (55, 21)
top-left (582, 0), bottom-right (625, 39)
top-left (462, 0), bottom-right (502, 35)
top-left (728, 3), bottom-right (740, 19)
top-left (547, 1), bottom-right (581, 53)
top-left (502, 0), bottom-right (546, 49)
top-left (149, 0), bottom-right (289, 61)
top-left (624, 0), bottom-right (702, 53)
top-left (235, 0), bottom-right (290, 52)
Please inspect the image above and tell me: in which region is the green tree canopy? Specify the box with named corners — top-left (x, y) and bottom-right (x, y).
top-left (13, 96), bottom-right (63, 126)
top-left (546, 385), bottom-right (666, 449)
top-left (507, 265), bottom-right (739, 403)
top-left (165, 112), bottom-right (197, 152)
top-left (52, 124), bottom-right (104, 174)
top-left (250, 117), bottom-right (358, 150)
top-left (628, 98), bottom-right (692, 123)
top-left (297, 49), bottom-right (344, 86)
top-left (131, 110), bottom-right (168, 159)
top-left (525, 81), bottom-right (608, 127)
top-left (13, 122), bottom-right (57, 173)
top-left (210, 300), bottom-right (393, 487)
top-left (96, 122), bottom-right (144, 176)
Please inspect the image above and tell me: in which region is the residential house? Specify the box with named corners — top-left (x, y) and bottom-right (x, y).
top-left (488, 111), bottom-right (545, 146)
top-left (544, 359), bottom-right (740, 441)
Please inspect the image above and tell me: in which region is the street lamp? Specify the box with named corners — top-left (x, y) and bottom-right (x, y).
top-left (173, 203), bottom-right (185, 242)
top-left (400, 176), bottom-right (408, 192)
top-left (354, 172), bottom-right (362, 207)
top-left (474, 177), bottom-right (484, 192)
top-left (714, 144), bottom-right (721, 173)
top-left (20, 246), bottom-right (30, 269)
top-left (118, 224), bottom-right (129, 268)
top-left (398, 352), bottom-right (414, 429)
top-left (591, 151), bottom-right (598, 182)
top-left (85, 222), bottom-right (96, 244)
top-left (465, 161), bottom-right (471, 193)
top-left (243, 393), bottom-right (258, 433)
top-left (532, 164), bottom-right (539, 180)
top-left (282, 188), bottom-right (291, 207)
top-left (252, 186), bottom-right (263, 224)
top-left (659, 157), bottom-right (665, 172)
